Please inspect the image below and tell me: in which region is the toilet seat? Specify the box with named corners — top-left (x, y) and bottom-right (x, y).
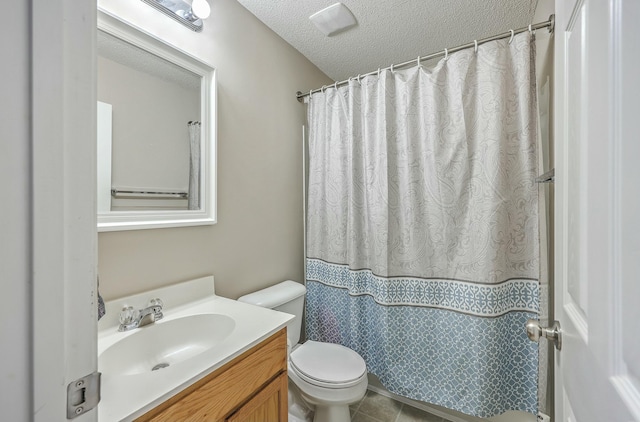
top-left (289, 341), bottom-right (367, 389)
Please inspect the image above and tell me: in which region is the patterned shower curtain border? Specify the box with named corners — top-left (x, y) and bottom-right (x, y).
top-left (305, 280), bottom-right (539, 417)
top-left (307, 258), bottom-right (539, 318)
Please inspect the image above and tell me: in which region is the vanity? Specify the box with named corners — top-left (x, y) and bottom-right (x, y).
top-left (138, 329), bottom-right (287, 421)
top-left (98, 276), bottom-right (292, 421)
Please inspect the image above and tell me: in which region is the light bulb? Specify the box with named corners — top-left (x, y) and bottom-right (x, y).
top-left (192, 0), bottom-right (211, 19)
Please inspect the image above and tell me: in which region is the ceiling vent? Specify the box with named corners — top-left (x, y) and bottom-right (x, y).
top-left (309, 3), bottom-right (357, 37)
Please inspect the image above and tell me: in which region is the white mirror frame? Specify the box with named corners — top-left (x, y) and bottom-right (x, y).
top-left (97, 9), bottom-right (216, 231)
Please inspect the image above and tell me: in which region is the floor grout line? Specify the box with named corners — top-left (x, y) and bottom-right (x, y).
top-left (353, 390), bottom-right (453, 422)
top-left (353, 395), bottom-right (365, 413)
top-left (393, 403), bottom-right (404, 422)
top-left (355, 410), bottom-right (388, 422)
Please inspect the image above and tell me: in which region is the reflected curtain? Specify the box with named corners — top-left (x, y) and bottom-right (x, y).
top-left (305, 32), bottom-right (539, 418)
top-left (188, 121), bottom-right (200, 210)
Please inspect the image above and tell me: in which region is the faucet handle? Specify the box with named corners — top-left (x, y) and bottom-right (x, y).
top-left (119, 306), bottom-right (138, 325)
top-left (148, 298), bottom-right (163, 309)
top-left (148, 298), bottom-right (164, 320)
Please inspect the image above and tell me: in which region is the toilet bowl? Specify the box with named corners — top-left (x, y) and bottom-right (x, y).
top-left (288, 341), bottom-right (368, 422)
top-left (238, 281), bottom-right (368, 422)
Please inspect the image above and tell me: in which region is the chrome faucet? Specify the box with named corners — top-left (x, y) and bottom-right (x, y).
top-left (118, 298), bottom-right (164, 332)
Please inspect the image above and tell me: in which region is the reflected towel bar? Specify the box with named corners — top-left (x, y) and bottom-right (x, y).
top-left (111, 189), bottom-right (189, 199)
top-left (535, 169), bottom-right (555, 184)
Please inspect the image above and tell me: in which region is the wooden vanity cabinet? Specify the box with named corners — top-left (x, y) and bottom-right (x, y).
top-left (225, 372), bottom-right (287, 422)
top-left (136, 328), bottom-right (288, 422)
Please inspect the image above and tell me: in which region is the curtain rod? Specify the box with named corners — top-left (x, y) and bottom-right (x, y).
top-left (296, 15), bottom-right (554, 103)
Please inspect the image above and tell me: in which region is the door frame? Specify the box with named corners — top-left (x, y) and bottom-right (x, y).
top-left (32, 0), bottom-right (98, 420)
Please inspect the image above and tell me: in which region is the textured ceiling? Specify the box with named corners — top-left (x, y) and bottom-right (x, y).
top-left (236, 0), bottom-right (538, 81)
top-left (98, 29), bottom-right (201, 91)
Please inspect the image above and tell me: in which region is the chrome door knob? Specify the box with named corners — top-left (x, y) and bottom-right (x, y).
top-left (526, 319), bottom-right (562, 351)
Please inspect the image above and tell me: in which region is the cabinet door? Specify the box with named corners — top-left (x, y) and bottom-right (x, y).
top-left (227, 372), bottom-right (288, 422)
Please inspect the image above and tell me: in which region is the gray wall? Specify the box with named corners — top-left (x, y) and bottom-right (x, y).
top-left (97, 0), bottom-right (332, 300)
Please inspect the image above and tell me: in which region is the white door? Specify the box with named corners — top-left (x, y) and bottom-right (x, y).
top-left (32, 0), bottom-right (98, 421)
top-left (554, 0), bottom-right (640, 420)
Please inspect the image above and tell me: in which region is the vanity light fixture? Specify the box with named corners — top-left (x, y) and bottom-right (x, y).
top-left (191, 0), bottom-right (211, 19)
top-left (140, 0), bottom-right (211, 32)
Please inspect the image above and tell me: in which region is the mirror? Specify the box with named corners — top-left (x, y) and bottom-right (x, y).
top-left (97, 10), bottom-right (216, 231)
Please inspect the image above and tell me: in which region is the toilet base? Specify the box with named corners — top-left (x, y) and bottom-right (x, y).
top-left (313, 403), bottom-right (350, 422)
top-left (288, 370), bottom-right (366, 422)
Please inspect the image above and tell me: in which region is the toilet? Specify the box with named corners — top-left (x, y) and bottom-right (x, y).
top-left (238, 280), bottom-right (368, 422)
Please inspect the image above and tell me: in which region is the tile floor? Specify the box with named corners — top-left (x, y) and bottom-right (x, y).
top-left (349, 391), bottom-right (453, 422)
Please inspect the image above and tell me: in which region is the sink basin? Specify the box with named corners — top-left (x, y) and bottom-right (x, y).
top-left (99, 314), bottom-right (235, 376)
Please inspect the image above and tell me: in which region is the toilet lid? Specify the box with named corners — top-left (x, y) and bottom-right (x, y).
top-left (290, 341), bottom-right (367, 387)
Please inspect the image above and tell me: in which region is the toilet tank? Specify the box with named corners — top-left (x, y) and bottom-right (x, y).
top-left (237, 280), bottom-right (306, 346)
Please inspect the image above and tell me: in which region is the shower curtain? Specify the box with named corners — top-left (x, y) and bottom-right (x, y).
top-left (187, 121), bottom-right (200, 210)
top-left (305, 32), bottom-right (539, 418)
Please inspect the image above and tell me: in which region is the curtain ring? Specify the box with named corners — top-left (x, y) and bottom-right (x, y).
top-left (334, 81), bottom-right (338, 90)
top-left (444, 48), bottom-right (448, 61)
top-left (508, 29), bottom-right (515, 44)
top-left (321, 85), bottom-right (326, 93)
top-left (474, 40), bottom-right (478, 53)
top-left (390, 64), bottom-right (395, 73)
top-left (377, 68), bottom-right (381, 77)
top-left (357, 74), bottom-right (361, 83)
top-left (528, 24), bottom-right (532, 34)
top-left (417, 56), bottom-right (421, 67)
top-left (308, 89), bottom-right (312, 98)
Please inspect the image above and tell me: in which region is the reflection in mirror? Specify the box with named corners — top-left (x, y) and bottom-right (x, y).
top-left (98, 30), bottom-right (201, 212)
top-left (97, 10), bottom-right (216, 231)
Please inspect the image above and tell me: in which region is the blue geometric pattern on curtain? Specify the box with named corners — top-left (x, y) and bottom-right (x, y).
top-left (305, 32), bottom-right (539, 418)
top-left (307, 259), bottom-right (539, 316)
top-left (306, 279), bottom-right (538, 417)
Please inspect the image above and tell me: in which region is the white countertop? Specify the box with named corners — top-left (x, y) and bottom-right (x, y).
top-left (97, 276), bottom-right (293, 421)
